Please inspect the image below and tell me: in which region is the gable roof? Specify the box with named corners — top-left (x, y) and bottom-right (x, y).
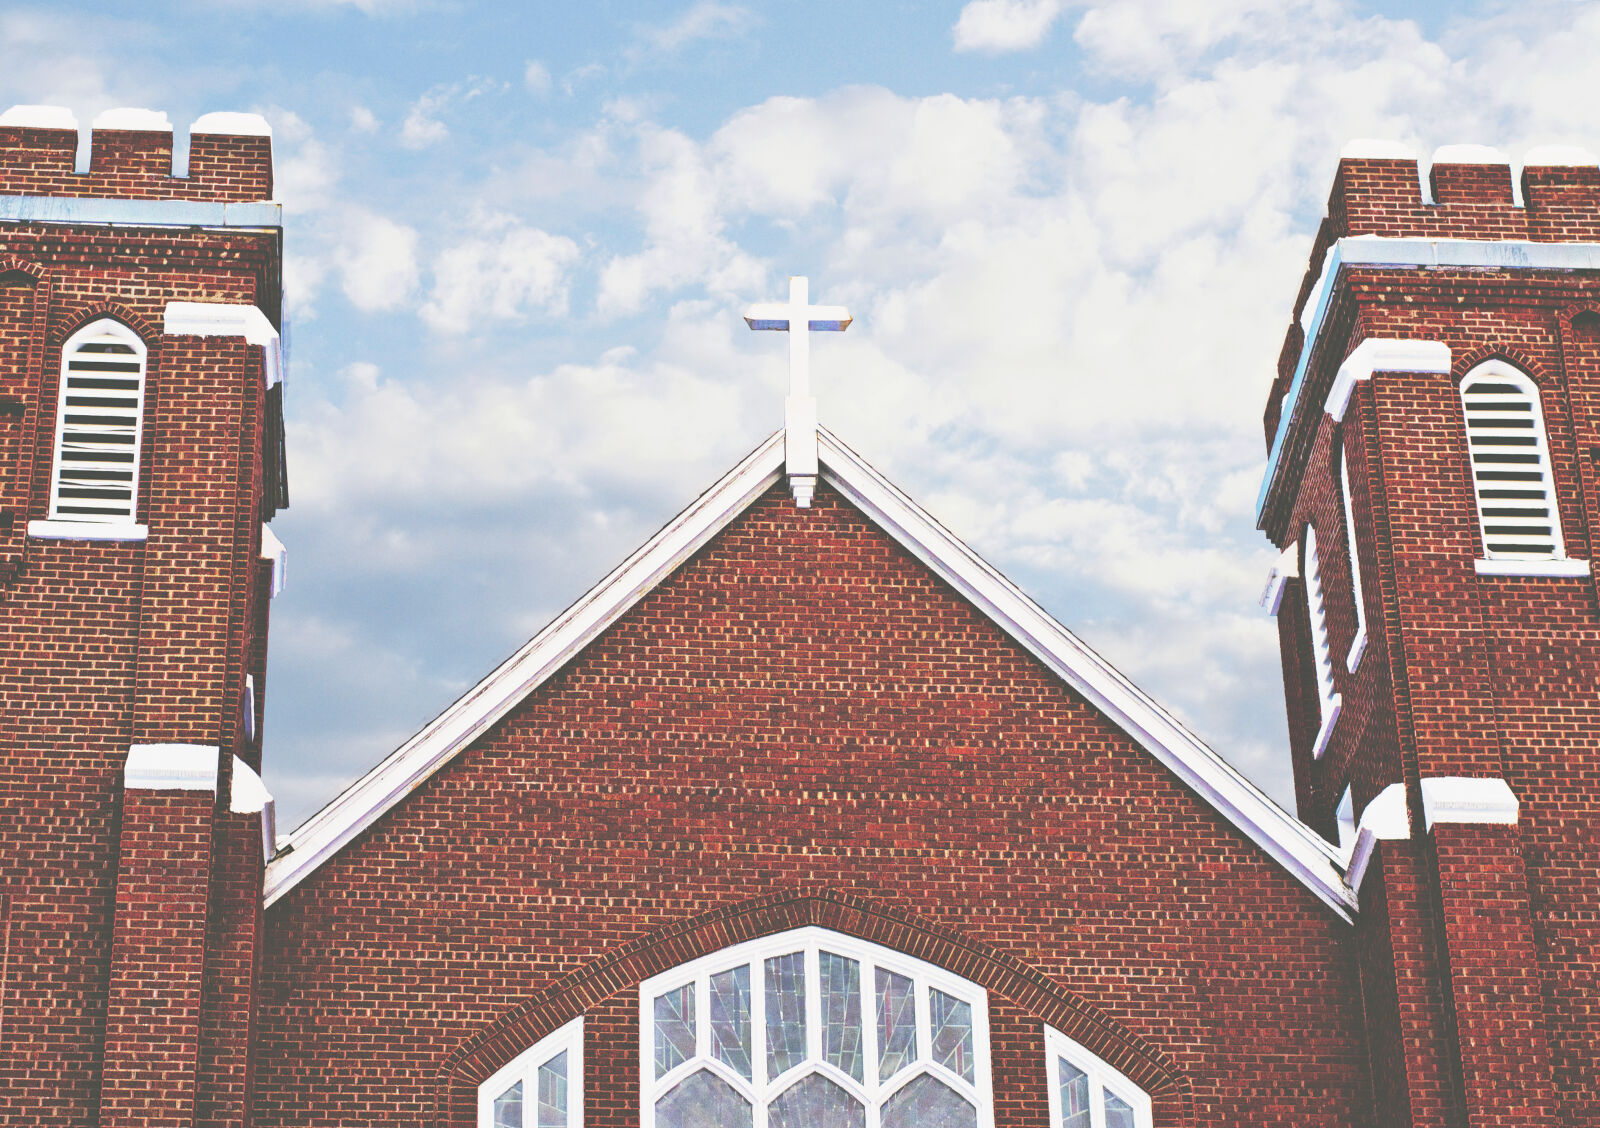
top-left (264, 428), bottom-right (1358, 919)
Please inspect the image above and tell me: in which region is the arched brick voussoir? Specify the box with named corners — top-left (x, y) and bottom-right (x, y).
top-left (434, 888), bottom-right (1196, 1128)
top-left (1451, 342), bottom-right (1549, 386)
top-left (50, 299), bottom-right (160, 347)
top-left (0, 255), bottom-right (47, 283)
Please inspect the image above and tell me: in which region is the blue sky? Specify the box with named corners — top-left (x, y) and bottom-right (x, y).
top-left (3, 0), bottom-right (1594, 825)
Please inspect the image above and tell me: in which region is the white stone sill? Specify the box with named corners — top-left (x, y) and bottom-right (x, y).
top-left (1474, 557), bottom-right (1590, 577)
top-left (28, 519), bottom-right (148, 542)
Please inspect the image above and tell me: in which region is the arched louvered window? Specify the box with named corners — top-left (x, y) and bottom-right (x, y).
top-left (1460, 363), bottom-right (1564, 560)
top-left (479, 1017), bottom-right (582, 1128)
top-left (48, 319), bottom-right (148, 524)
top-left (1044, 1027), bottom-right (1151, 1128)
top-left (1338, 450), bottom-right (1367, 672)
top-left (1303, 526), bottom-right (1341, 760)
top-left (641, 928), bottom-right (992, 1128)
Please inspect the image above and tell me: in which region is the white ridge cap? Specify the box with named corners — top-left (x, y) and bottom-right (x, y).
top-left (1431, 144), bottom-right (1509, 166)
top-left (0, 105), bottom-right (77, 130)
top-left (191, 111), bottom-right (272, 137)
top-left (1340, 139), bottom-right (1416, 160)
top-left (92, 107), bottom-right (172, 132)
top-left (1524, 144), bottom-right (1599, 168)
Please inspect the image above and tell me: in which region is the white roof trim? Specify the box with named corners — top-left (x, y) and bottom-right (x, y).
top-left (92, 107), bottom-right (172, 132)
top-left (191, 111), bottom-right (272, 137)
top-left (1420, 775), bottom-right (1519, 831)
top-left (265, 428), bottom-right (1357, 918)
top-left (0, 105), bottom-right (77, 130)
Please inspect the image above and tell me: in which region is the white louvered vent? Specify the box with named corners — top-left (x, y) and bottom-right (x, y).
top-left (1304, 526), bottom-right (1341, 759)
top-left (1460, 364), bottom-right (1562, 560)
top-left (49, 320), bottom-right (147, 523)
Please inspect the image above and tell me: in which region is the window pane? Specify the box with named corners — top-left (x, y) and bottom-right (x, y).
top-left (1104, 1089), bottom-right (1136, 1128)
top-left (765, 952), bottom-right (808, 1079)
top-left (875, 968), bottom-right (918, 1081)
top-left (655, 984), bottom-right (696, 1079)
top-left (709, 966), bottom-right (753, 1080)
top-left (769, 1073), bottom-right (866, 1128)
top-left (536, 1051), bottom-right (567, 1128)
top-left (881, 1074), bottom-right (976, 1128)
top-left (492, 1080), bottom-right (523, 1128)
top-left (1057, 1059), bottom-right (1091, 1128)
top-left (819, 952), bottom-right (863, 1082)
top-left (928, 989), bottom-right (974, 1083)
top-left (655, 1069), bottom-right (754, 1128)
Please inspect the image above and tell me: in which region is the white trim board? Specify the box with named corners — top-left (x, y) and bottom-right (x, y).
top-left (1258, 235), bottom-right (1600, 526)
top-left (265, 428), bottom-right (1356, 919)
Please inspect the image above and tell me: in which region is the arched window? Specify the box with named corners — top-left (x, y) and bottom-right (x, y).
top-left (48, 318), bottom-right (148, 524)
top-left (1303, 526), bottom-right (1341, 760)
top-left (640, 928), bottom-right (993, 1128)
top-left (1044, 1027), bottom-right (1151, 1128)
top-left (1459, 362), bottom-right (1564, 560)
top-left (1338, 450), bottom-right (1367, 671)
top-left (479, 1017), bottom-right (582, 1128)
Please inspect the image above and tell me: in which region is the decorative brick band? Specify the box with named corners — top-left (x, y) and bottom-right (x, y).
top-left (124, 744), bottom-right (219, 791)
top-left (434, 889), bottom-right (1194, 1128)
top-left (1420, 776), bottom-right (1519, 831)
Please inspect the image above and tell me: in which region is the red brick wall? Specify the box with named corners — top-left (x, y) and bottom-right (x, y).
top-left (0, 217), bottom-right (278, 1127)
top-left (256, 483), bottom-right (1372, 1128)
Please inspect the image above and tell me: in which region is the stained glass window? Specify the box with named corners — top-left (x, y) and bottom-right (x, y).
top-left (477, 1017), bottom-right (582, 1128)
top-left (1044, 1026), bottom-right (1152, 1128)
top-left (709, 966), bottom-right (753, 1080)
top-left (819, 952), bottom-right (863, 1082)
top-left (641, 928), bottom-right (993, 1128)
top-left (656, 984), bottom-right (697, 1079)
top-left (765, 952), bottom-right (808, 1079)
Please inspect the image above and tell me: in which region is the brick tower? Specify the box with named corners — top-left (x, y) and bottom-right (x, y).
top-left (0, 106), bottom-right (285, 1127)
top-left (1261, 142), bottom-right (1600, 1127)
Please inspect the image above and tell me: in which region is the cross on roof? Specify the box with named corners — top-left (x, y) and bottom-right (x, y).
top-left (744, 276), bottom-right (851, 507)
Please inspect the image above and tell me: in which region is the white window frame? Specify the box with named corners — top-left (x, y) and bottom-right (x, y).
top-left (1338, 450), bottom-right (1368, 673)
top-left (39, 317), bottom-right (150, 539)
top-left (477, 1016), bottom-right (583, 1128)
top-left (639, 927), bottom-right (993, 1128)
top-left (1303, 526), bottom-right (1341, 760)
top-left (1460, 361), bottom-right (1572, 569)
top-left (1043, 1026), bottom-right (1152, 1128)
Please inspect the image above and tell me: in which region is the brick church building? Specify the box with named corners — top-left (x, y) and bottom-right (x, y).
top-left (0, 104), bottom-right (1595, 1128)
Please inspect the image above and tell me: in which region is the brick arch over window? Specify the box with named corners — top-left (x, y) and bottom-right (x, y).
top-left (50, 302), bottom-right (158, 348)
top-left (435, 890), bottom-right (1194, 1128)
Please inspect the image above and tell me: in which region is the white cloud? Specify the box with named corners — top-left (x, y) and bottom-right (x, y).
top-left (400, 101), bottom-right (448, 149)
top-left (639, 2), bottom-right (754, 54)
top-left (524, 60), bottom-right (552, 95)
top-left (349, 104), bottom-right (380, 132)
top-left (333, 208), bottom-right (420, 311)
top-left (421, 216), bottom-right (581, 333)
top-left (952, 0), bottom-right (1066, 53)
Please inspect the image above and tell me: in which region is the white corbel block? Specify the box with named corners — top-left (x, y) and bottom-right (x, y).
top-left (1421, 776), bottom-right (1519, 831)
top-left (231, 755), bottom-right (278, 861)
top-left (125, 744), bottom-right (219, 791)
top-left (1346, 782), bottom-right (1409, 893)
top-left (164, 301), bottom-right (283, 387)
top-left (1260, 543), bottom-right (1298, 614)
top-left (1326, 339), bottom-right (1452, 422)
top-left (261, 523), bottom-right (287, 596)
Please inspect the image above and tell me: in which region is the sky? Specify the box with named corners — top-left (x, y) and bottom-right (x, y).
top-left (3, 0), bottom-right (1597, 826)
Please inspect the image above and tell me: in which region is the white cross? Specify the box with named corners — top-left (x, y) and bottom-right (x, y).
top-left (743, 276), bottom-right (852, 507)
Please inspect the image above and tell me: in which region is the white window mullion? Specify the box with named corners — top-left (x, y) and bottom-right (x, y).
top-left (751, 957), bottom-right (768, 1093)
top-left (861, 957), bottom-right (880, 1102)
top-left (805, 947), bottom-right (822, 1066)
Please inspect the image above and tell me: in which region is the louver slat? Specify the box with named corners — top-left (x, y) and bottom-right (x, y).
top-left (1461, 373), bottom-right (1560, 560)
top-left (50, 324), bottom-right (146, 523)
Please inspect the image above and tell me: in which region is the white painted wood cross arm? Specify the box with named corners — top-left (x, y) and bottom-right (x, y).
top-left (743, 276), bottom-right (851, 507)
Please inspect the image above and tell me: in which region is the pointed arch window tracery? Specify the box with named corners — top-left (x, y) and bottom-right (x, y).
top-left (640, 927), bottom-right (993, 1128)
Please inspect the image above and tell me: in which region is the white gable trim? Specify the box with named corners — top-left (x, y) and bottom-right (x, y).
top-left (265, 428), bottom-right (1357, 919)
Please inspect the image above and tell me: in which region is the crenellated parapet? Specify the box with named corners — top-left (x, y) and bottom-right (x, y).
top-left (0, 106), bottom-right (272, 202)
